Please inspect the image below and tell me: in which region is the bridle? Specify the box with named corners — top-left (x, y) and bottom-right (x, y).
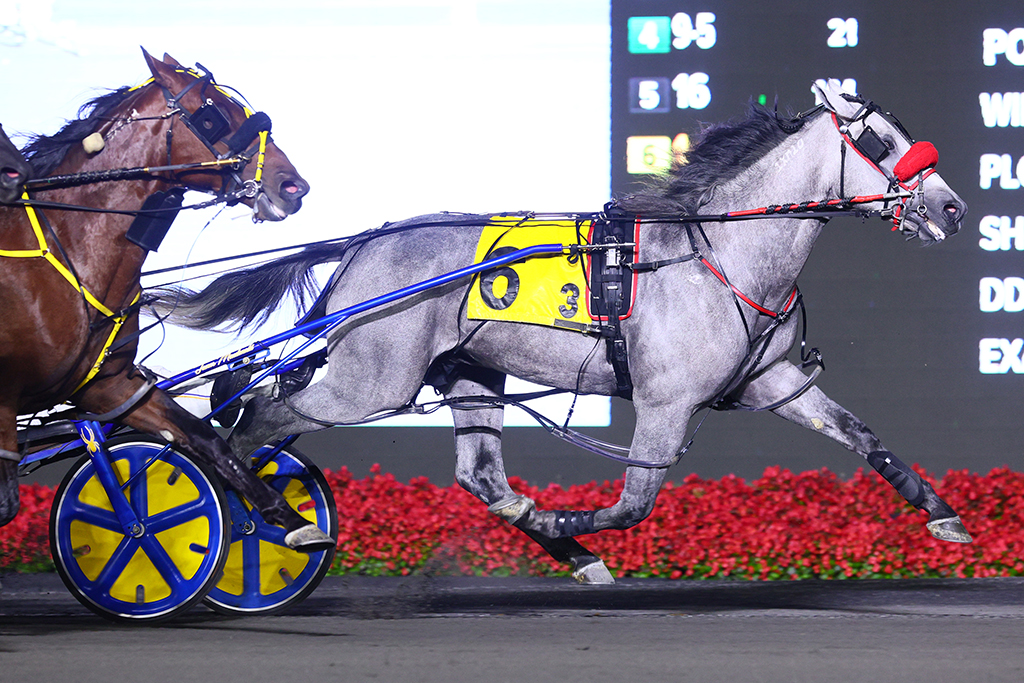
top-left (155, 63), bottom-right (273, 203)
top-left (828, 94), bottom-right (942, 239)
top-left (21, 63), bottom-right (273, 212)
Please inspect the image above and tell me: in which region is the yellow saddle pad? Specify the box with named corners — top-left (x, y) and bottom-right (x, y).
top-left (466, 216), bottom-right (603, 332)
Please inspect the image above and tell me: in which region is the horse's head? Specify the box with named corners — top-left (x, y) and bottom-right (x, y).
top-left (814, 80), bottom-right (966, 244)
top-left (142, 50), bottom-right (309, 221)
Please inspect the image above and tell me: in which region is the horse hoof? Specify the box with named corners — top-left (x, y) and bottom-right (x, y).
top-left (488, 495), bottom-right (535, 525)
top-left (926, 516), bottom-right (973, 544)
top-left (572, 559), bottom-right (615, 585)
top-left (284, 523), bottom-right (336, 553)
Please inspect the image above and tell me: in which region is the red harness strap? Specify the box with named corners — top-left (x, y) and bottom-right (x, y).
top-left (699, 256), bottom-right (798, 318)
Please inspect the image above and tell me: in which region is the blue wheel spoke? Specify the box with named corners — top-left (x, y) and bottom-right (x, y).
top-left (258, 523), bottom-right (289, 548)
top-left (146, 498), bottom-right (212, 535)
top-left (127, 463), bottom-right (149, 519)
top-left (63, 500), bottom-right (123, 533)
top-left (91, 537), bottom-right (138, 595)
top-left (264, 474), bottom-right (301, 496)
top-left (241, 533), bottom-right (263, 598)
top-left (136, 534), bottom-right (185, 590)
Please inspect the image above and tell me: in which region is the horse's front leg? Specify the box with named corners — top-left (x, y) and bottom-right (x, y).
top-left (736, 359), bottom-right (971, 543)
top-left (445, 372), bottom-right (614, 584)
top-left (76, 369), bottom-right (335, 552)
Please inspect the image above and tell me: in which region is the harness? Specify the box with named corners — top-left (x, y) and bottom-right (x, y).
top-left (152, 64), bottom-right (273, 204)
top-left (0, 197), bottom-right (139, 392)
top-left (2, 64), bottom-right (273, 396)
top-left (586, 207), bottom-right (638, 398)
top-left (596, 210), bottom-right (808, 408)
top-left (597, 96), bottom-right (943, 406)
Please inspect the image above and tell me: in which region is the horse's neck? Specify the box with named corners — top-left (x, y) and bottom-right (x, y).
top-left (40, 126), bottom-right (168, 301)
top-left (696, 120), bottom-right (838, 286)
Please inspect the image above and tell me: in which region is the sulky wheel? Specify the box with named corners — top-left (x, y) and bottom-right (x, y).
top-left (203, 445), bottom-right (336, 615)
top-left (50, 436), bottom-right (231, 623)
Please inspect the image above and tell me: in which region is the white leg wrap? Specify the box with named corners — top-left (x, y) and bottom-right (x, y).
top-left (488, 495), bottom-right (536, 525)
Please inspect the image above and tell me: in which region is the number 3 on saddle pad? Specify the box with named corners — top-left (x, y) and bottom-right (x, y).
top-left (467, 216), bottom-right (638, 332)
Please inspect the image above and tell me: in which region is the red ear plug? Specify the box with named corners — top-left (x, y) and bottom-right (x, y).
top-left (894, 141), bottom-right (938, 182)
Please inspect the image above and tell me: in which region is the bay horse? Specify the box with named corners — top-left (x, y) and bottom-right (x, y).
top-left (0, 123), bottom-right (32, 204)
top-left (0, 50), bottom-right (333, 553)
top-left (156, 81), bottom-right (971, 582)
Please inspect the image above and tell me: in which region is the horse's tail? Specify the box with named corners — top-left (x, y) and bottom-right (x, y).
top-left (148, 242), bottom-right (346, 332)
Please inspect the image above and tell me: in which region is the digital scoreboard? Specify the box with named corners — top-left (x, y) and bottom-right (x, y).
top-left (611, 1), bottom-right (1024, 476)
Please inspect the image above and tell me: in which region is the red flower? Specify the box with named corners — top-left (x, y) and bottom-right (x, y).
top-left (4, 465), bottom-right (1020, 580)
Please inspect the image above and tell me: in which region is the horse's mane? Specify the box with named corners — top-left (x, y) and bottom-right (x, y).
top-left (21, 87), bottom-right (134, 177)
top-left (619, 103), bottom-right (819, 215)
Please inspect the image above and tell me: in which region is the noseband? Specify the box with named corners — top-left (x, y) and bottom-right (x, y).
top-left (829, 95), bottom-right (940, 238)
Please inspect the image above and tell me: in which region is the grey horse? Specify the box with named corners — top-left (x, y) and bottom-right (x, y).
top-left (155, 81), bottom-right (971, 584)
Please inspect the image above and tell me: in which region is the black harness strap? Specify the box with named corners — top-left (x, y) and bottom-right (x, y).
top-left (590, 205), bottom-right (636, 400)
top-left (628, 252), bottom-right (697, 272)
top-left (76, 369), bottom-right (159, 422)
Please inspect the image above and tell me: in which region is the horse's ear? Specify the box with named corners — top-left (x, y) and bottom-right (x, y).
top-left (162, 53), bottom-right (182, 67)
top-left (813, 79), bottom-right (860, 118)
top-left (142, 48), bottom-right (179, 88)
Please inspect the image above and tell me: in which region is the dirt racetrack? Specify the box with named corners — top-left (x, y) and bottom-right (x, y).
top-left (2, 573), bottom-right (1023, 682)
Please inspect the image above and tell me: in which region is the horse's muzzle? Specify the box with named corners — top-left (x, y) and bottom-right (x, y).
top-left (253, 173), bottom-right (310, 221)
top-left (0, 170), bottom-right (26, 205)
top-left (906, 189), bottom-right (967, 243)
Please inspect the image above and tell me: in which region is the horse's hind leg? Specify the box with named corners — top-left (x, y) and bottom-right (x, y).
top-left (446, 372), bottom-right (614, 584)
top-left (735, 359), bottom-right (971, 543)
top-left (75, 370), bottom-right (334, 552)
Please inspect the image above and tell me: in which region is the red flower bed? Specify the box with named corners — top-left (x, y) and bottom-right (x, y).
top-left (0, 483), bottom-right (55, 572)
top-left (4, 465), bottom-right (1024, 580)
top-left (324, 464), bottom-right (1024, 580)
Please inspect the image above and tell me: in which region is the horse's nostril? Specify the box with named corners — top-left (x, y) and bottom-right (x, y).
top-left (279, 179), bottom-right (308, 201)
top-left (944, 203), bottom-right (960, 218)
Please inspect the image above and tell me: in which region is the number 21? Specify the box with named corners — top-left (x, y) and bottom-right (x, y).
top-left (827, 18), bottom-right (859, 48)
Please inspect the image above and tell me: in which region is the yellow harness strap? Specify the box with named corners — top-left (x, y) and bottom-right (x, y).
top-left (1, 194), bottom-right (138, 392)
top-left (72, 290), bottom-right (140, 393)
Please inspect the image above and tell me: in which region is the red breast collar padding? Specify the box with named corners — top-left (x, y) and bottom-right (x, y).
top-left (700, 256), bottom-right (798, 318)
top-left (894, 141), bottom-right (938, 182)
